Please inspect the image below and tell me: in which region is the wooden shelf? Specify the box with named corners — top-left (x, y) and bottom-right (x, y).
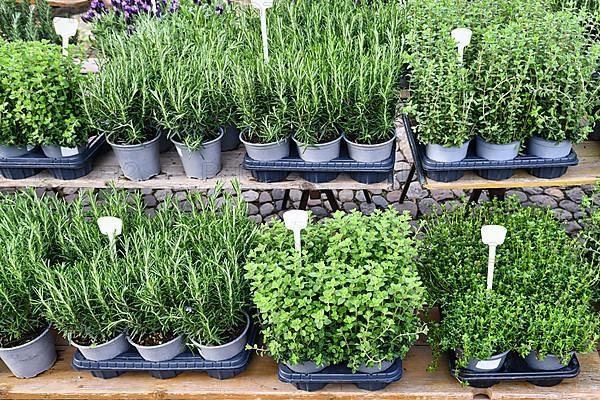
top-left (0, 346), bottom-right (598, 399)
top-left (0, 147), bottom-right (396, 191)
top-left (423, 141), bottom-right (600, 190)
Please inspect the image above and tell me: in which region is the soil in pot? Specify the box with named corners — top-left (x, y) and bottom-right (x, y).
top-left (0, 326), bottom-right (57, 378)
top-left (127, 332), bottom-right (186, 362)
top-left (344, 131), bottom-right (396, 163)
top-left (240, 129), bottom-right (290, 161)
top-left (425, 140), bottom-right (470, 163)
top-left (192, 313), bottom-right (250, 361)
top-left (475, 136), bottom-right (520, 161)
top-left (70, 332), bottom-right (130, 361)
top-left (108, 133), bottom-right (161, 181)
top-left (172, 129), bottom-right (223, 179)
top-left (293, 135), bottom-right (342, 163)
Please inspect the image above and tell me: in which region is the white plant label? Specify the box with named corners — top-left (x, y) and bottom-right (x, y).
top-left (481, 225), bottom-right (507, 290)
top-left (283, 210), bottom-right (308, 253)
top-left (97, 216), bottom-right (123, 257)
top-left (251, 0), bottom-right (273, 63)
top-left (451, 27), bottom-right (472, 64)
top-left (53, 17), bottom-right (78, 56)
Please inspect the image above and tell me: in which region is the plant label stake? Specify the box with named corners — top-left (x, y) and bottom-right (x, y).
top-left (251, 0), bottom-right (273, 63)
top-left (451, 28), bottom-right (472, 64)
top-left (53, 17), bottom-right (78, 56)
top-left (481, 225), bottom-right (507, 290)
top-left (97, 216), bottom-right (123, 258)
top-left (283, 210), bottom-right (308, 253)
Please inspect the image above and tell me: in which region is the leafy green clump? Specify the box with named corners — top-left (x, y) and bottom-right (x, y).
top-left (0, 0), bottom-right (58, 43)
top-left (0, 41), bottom-right (89, 148)
top-left (420, 198), bottom-right (599, 367)
top-left (246, 208), bottom-right (426, 371)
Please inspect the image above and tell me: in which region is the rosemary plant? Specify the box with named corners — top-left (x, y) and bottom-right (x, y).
top-left (0, 0), bottom-right (58, 43)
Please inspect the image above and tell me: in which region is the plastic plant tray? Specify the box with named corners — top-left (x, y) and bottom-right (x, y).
top-left (448, 351), bottom-right (580, 388)
top-left (0, 135), bottom-right (108, 180)
top-left (402, 115), bottom-right (579, 183)
top-left (72, 322), bottom-right (257, 380)
top-left (243, 141), bottom-right (395, 184)
top-left (278, 359), bottom-right (403, 392)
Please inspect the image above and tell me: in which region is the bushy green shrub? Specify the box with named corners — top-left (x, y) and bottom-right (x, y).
top-left (0, 41), bottom-right (88, 148)
top-left (246, 209), bottom-right (425, 371)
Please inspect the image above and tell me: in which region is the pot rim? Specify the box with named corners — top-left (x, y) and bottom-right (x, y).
top-left (239, 128), bottom-right (289, 147)
top-left (292, 134), bottom-right (342, 147)
top-left (527, 349), bottom-right (575, 361)
top-left (191, 312), bottom-right (250, 350)
top-left (170, 127), bottom-right (224, 148)
top-left (0, 325), bottom-right (52, 351)
top-left (342, 130), bottom-right (396, 147)
top-left (425, 139), bottom-right (472, 149)
top-left (285, 360), bottom-right (330, 371)
top-left (107, 131), bottom-right (161, 148)
top-left (127, 333), bottom-right (184, 349)
top-left (529, 136), bottom-right (572, 146)
top-left (69, 331), bottom-right (127, 350)
top-left (475, 136), bottom-right (520, 147)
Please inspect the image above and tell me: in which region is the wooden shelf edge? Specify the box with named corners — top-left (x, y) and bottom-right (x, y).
top-left (0, 346), bottom-right (598, 400)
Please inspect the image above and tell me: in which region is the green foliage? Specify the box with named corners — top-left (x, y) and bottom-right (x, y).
top-left (405, 0), bottom-right (598, 146)
top-left (420, 198), bottom-right (599, 367)
top-left (246, 209), bottom-right (425, 371)
top-left (37, 250), bottom-right (128, 345)
top-left (0, 191), bottom-right (54, 346)
top-left (0, 0), bottom-right (59, 43)
top-left (0, 41), bottom-right (88, 147)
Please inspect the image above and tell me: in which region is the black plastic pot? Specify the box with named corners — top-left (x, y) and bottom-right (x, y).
top-left (278, 359), bottom-right (402, 392)
top-left (448, 350), bottom-right (579, 388)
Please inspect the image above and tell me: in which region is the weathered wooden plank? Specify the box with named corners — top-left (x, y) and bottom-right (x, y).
top-left (424, 141), bottom-right (600, 190)
top-left (1, 346), bottom-right (597, 399)
top-left (0, 147), bottom-right (394, 191)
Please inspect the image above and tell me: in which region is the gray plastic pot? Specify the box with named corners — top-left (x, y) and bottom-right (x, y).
top-left (344, 132), bottom-right (395, 163)
top-left (240, 130), bottom-right (290, 161)
top-left (527, 136), bottom-right (572, 158)
top-left (127, 334), bottom-right (186, 362)
top-left (222, 125), bottom-right (241, 151)
top-left (192, 313), bottom-right (250, 361)
top-left (357, 360), bottom-right (393, 374)
top-left (464, 350), bottom-right (509, 372)
top-left (524, 350), bottom-right (573, 371)
top-left (475, 136), bottom-right (520, 161)
top-left (172, 130), bottom-right (223, 180)
top-left (0, 326), bottom-right (56, 378)
top-left (285, 360), bottom-right (329, 373)
top-left (109, 134), bottom-right (161, 181)
top-left (0, 144), bottom-right (34, 158)
top-left (425, 140), bottom-right (470, 162)
top-left (293, 135), bottom-right (342, 162)
top-left (42, 144), bottom-right (87, 158)
top-left (70, 332), bottom-right (129, 361)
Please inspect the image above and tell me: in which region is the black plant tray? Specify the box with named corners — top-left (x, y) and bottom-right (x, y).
top-left (72, 322), bottom-right (257, 380)
top-left (243, 141), bottom-right (395, 184)
top-left (449, 351), bottom-right (580, 388)
top-left (278, 359), bottom-right (403, 392)
top-left (402, 115), bottom-right (579, 183)
top-left (0, 135), bottom-right (108, 180)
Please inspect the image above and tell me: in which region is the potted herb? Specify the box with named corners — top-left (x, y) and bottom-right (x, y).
top-left (429, 290), bottom-right (522, 372)
top-left (0, 0), bottom-right (59, 43)
top-left (177, 185), bottom-right (257, 360)
top-left (0, 192), bottom-right (56, 378)
top-left (519, 300), bottom-right (598, 371)
top-left (233, 53), bottom-right (291, 161)
top-left (246, 208), bottom-right (426, 373)
top-left (0, 41), bottom-right (87, 158)
top-left (525, 12), bottom-right (599, 158)
top-left (37, 252), bottom-right (130, 361)
top-left (83, 32), bottom-right (161, 181)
